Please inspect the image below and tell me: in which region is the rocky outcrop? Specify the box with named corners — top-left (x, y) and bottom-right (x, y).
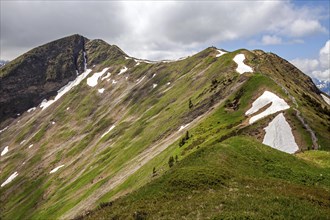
top-left (0, 34), bottom-right (87, 122)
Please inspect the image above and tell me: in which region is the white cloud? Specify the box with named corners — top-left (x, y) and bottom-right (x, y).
top-left (312, 69), bottom-right (330, 81)
top-left (290, 58), bottom-right (319, 73)
top-left (0, 1), bottom-right (328, 60)
top-left (261, 35), bottom-right (283, 45)
top-left (319, 40), bottom-right (330, 69)
top-left (290, 40), bottom-right (330, 82)
top-left (286, 19), bottom-right (326, 37)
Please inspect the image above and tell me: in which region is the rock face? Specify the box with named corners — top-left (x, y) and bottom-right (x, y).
top-left (0, 34), bottom-right (87, 122)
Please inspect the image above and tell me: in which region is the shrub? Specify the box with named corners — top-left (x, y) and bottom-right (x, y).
top-left (168, 156), bottom-right (175, 168)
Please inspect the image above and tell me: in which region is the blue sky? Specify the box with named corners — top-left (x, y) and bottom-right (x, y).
top-left (1, 1), bottom-right (329, 81)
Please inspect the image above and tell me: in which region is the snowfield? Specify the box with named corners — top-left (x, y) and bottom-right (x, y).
top-left (27, 107), bottom-right (36, 113)
top-left (1, 172), bottom-right (18, 187)
top-left (321, 94), bottom-right (330, 105)
top-left (0, 126), bottom-right (9, 133)
top-left (263, 113), bottom-right (299, 154)
top-left (246, 91), bottom-right (290, 124)
top-left (178, 124), bottom-right (190, 131)
top-left (233, 54), bottom-right (253, 74)
top-left (1, 146), bottom-right (9, 156)
top-left (50, 165), bottom-right (65, 174)
top-left (40, 69), bottom-right (93, 110)
top-left (101, 72), bottom-right (111, 81)
top-left (216, 49), bottom-right (227, 57)
top-left (87, 68), bottom-right (110, 87)
top-left (101, 125), bottom-right (116, 138)
top-left (118, 66), bottom-right (128, 75)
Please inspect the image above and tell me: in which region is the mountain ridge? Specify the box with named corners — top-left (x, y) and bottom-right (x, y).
top-left (0, 34), bottom-right (329, 219)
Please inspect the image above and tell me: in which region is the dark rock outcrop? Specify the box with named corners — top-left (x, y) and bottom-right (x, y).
top-left (0, 34), bottom-right (87, 121)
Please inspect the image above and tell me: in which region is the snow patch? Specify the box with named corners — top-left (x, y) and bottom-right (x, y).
top-left (52, 121), bottom-right (56, 125)
top-left (20, 140), bottom-right (26, 145)
top-left (87, 68), bottom-right (110, 87)
top-left (1, 146), bottom-right (9, 156)
top-left (28, 144), bottom-right (33, 149)
top-left (321, 94), bottom-right (330, 105)
top-left (27, 107), bottom-right (36, 113)
top-left (98, 88), bottom-right (105, 94)
top-left (66, 107), bottom-right (70, 111)
top-left (233, 54), bottom-right (253, 74)
top-left (0, 126), bottom-right (9, 133)
top-left (152, 74), bottom-right (156, 78)
top-left (263, 113), bottom-right (299, 154)
top-left (216, 49), bottom-right (227, 57)
top-left (167, 82), bottom-right (171, 85)
top-left (101, 125), bottom-right (115, 138)
top-left (112, 80), bottom-right (118, 84)
top-left (118, 66), bottom-right (128, 75)
top-left (50, 165), bottom-right (65, 174)
top-left (40, 69), bottom-right (93, 110)
top-left (1, 172), bottom-right (18, 187)
top-left (152, 84), bottom-right (158, 89)
top-left (178, 124), bottom-right (190, 131)
top-left (246, 91), bottom-right (290, 124)
top-left (101, 72), bottom-right (111, 81)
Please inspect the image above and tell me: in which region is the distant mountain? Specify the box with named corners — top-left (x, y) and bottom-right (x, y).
top-left (0, 35), bottom-right (329, 220)
top-left (0, 60), bottom-right (9, 67)
top-left (313, 78), bottom-right (330, 95)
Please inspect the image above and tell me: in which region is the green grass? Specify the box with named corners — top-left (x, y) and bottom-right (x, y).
top-left (30, 125), bottom-right (48, 143)
top-left (82, 136), bottom-right (330, 220)
top-left (2, 47), bottom-right (329, 220)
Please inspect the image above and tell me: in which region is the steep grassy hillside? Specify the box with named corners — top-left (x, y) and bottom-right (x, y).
top-left (0, 37), bottom-right (329, 220)
top-left (80, 136), bottom-right (330, 219)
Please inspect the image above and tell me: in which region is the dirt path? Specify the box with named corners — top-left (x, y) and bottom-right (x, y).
top-left (61, 77), bottom-right (247, 220)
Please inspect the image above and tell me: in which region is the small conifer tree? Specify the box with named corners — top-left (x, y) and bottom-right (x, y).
top-left (189, 99), bottom-right (193, 109)
top-left (185, 130), bottom-right (189, 140)
top-left (168, 156), bottom-right (174, 168)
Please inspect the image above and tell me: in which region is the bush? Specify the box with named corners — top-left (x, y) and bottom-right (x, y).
top-left (189, 99), bottom-right (193, 109)
top-left (168, 156), bottom-right (175, 168)
top-left (133, 211), bottom-right (147, 220)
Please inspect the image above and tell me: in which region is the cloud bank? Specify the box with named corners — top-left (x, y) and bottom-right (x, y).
top-left (0, 1), bottom-right (328, 62)
top-left (291, 40), bottom-right (330, 81)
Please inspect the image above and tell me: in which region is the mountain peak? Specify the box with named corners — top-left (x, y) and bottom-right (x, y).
top-left (0, 34), bottom-right (329, 219)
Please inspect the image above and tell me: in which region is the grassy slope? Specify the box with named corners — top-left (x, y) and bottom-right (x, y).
top-left (1, 48), bottom-right (237, 219)
top-left (82, 136), bottom-right (330, 219)
top-left (1, 48), bottom-right (329, 220)
top-left (94, 72), bottom-right (303, 204)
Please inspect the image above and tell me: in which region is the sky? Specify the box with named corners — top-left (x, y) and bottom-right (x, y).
top-left (1, 0), bottom-right (329, 81)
